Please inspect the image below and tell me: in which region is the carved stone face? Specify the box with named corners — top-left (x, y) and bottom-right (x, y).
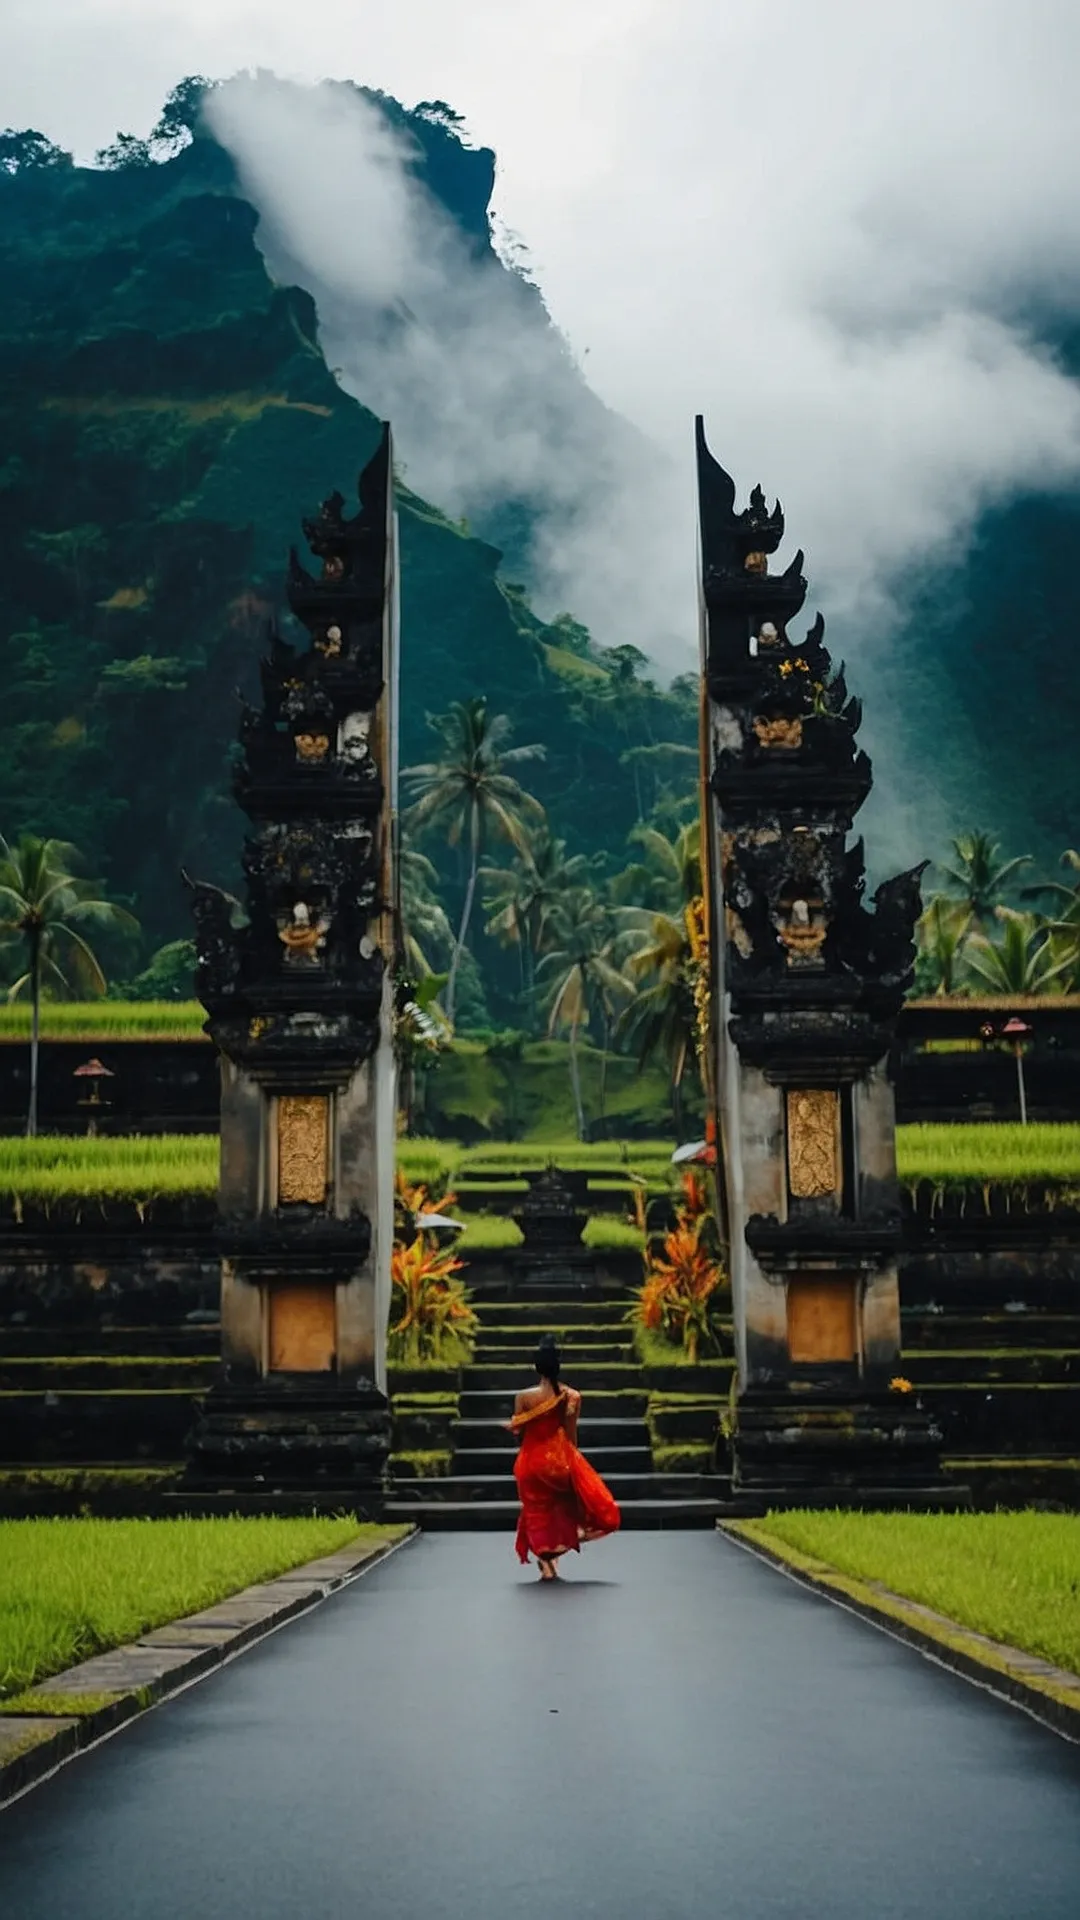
top-left (322, 555), bottom-right (345, 582)
top-left (745, 551), bottom-right (768, 576)
top-left (316, 624), bottom-right (343, 657)
top-left (757, 621), bottom-right (779, 646)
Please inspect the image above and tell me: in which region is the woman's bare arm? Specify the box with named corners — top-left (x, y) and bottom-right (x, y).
top-left (564, 1387), bottom-right (582, 1445)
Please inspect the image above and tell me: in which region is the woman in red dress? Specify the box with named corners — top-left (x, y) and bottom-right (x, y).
top-left (511, 1334), bottom-right (621, 1579)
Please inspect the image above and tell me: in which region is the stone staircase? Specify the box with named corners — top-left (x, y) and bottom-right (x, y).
top-left (384, 1297), bottom-right (732, 1530)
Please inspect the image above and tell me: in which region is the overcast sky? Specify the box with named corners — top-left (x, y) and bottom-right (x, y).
top-left (3, 2), bottom-right (1080, 721)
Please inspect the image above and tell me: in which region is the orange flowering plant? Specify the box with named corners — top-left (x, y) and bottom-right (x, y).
top-left (389, 1173), bottom-right (477, 1364)
top-left (630, 1170), bottom-right (728, 1363)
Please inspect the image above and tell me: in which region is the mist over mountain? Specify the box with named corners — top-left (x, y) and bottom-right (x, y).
top-left (205, 77), bottom-right (683, 663)
top-left (204, 73), bottom-right (1080, 878)
top-left (0, 90), bottom-right (696, 977)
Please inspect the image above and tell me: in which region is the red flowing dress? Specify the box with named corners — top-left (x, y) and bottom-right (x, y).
top-left (511, 1387), bottom-right (621, 1564)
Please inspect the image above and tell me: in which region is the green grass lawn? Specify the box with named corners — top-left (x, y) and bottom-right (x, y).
top-left (0, 1516), bottom-right (407, 1701)
top-left (745, 1510), bottom-right (1080, 1675)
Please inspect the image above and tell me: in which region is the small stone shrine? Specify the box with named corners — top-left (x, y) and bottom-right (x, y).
top-left (184, 428), bottom-right (398, 1505)
top-left (695, 418), bottom-right (946, 1500)
top-left (511, 1166), bottom-right (593, 1296)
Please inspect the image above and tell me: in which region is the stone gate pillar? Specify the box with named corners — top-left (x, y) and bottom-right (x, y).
top-left (695, 417), bottom-right (945, 1502)
top-left (184, 427), bottom-right (398, 1507)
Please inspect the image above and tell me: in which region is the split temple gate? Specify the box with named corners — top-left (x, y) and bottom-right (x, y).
top-left (696, 418), bottom-right (947, 1501)
top-left (184, 428), bottom-right (399, 1506)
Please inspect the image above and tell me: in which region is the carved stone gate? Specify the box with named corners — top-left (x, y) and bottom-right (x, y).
top-left (184, 429), bottom-right (398, 1505)
top-left (695, 419), bottom-right (946, 1500)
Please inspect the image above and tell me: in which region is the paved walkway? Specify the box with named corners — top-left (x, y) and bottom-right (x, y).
top-left (2, 1532), bottom-right (1079, 1919)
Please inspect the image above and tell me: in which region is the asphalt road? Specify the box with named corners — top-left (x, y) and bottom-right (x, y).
top-left (2, 1531), bottom-right (1079, 1920)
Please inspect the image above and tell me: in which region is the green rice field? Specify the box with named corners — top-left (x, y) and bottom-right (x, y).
top-left (1, 1125), bottom-right (1078, 1201)
top-left (743, 1510), bottom-right (1080, 1676)
top-left (0, 1517), bottom-right (407, 1702)
top-left (0, 1134), bottom-right (219, 1200)
top-left (0, 1001), bottom-right (207, 1042)
top-left (897, 1122), bottom-right (1080, 1188)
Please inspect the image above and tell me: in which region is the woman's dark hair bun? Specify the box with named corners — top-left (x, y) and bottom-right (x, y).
top-left (535, 1333), bottom-right (562, 1382)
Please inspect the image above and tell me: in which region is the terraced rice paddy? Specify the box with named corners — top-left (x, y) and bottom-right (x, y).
top-left (0, 1001), bottom-right (207, 1041)
top-left (1, 1126), bottom-right (1078, 1205)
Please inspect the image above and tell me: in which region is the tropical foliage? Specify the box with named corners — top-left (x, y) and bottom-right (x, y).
top-left (388, 1174), bottom-right (477, 1363)
top-left (403, 698), bottom-right (545, 1023)
top-left (0, 836), bottom-right (137, 1133)
top-left (630, 1170), bottom-right (727, 1363)
top-left (914, 836), bottom-right (1080, 998)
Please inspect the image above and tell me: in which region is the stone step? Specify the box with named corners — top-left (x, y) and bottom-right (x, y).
top-left (470, 1328), bottom-right (630, 1344)
top-left (382, 1498), bottom-right (735, 1530)
top-left (471, 1301), bottom-right (631, 1327)
top-left (915, 1382), bottom-right (1080, 1449)
top-left (390, 1472), bottom-right (729, 1504)
top-left (0, 1390), bottom-right (198, 1462)
top-left (454, 1416), bottom-right (648, 1452)
top-left (452, 1445), bottom-right (653, 1476)
top-left (906, 1350), bottom-right (1080, 1386)
top-left (473, 1337), bottom-right (635, 1359)
top-left (461, 1364), bottom-right (645, 1392)
top-left (902, 1312), bottom-right (1080, 1350)
top-left (731, 1481), bottom-right (970, 1510)
top-left (0, 1324), bottom-right (220, 1357)
top-left (0, 1358), bottom-right (219, 1393)
top-left (458, 1388), bottom-right (648, 1419)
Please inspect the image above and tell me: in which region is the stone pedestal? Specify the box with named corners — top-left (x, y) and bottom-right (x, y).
top-left (510, 1167), bottom-right (598, 1297)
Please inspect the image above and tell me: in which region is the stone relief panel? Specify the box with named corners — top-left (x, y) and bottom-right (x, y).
top-left (786, 1087), bottom-right (840, 1198)
top-left (277, 1093), bottom-right (330, 1206)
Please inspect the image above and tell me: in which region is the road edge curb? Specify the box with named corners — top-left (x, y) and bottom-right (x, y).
top-left (0, 1524), bottom-right (417, 1808)
top-left (717, 1520), bottom-right (1080, 1746)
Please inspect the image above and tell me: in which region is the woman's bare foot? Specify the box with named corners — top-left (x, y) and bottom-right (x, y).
top-left (537, 1556), bottom-right (559, 1581)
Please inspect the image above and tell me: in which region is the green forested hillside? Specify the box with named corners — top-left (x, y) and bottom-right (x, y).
top-left (4, 79), bottom-right (1080, 1069)
top-left (0, 102), bottom-right (696, 973)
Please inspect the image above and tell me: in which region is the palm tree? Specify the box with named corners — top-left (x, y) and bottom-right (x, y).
top-left (0, 835), bottom-right (138, 1135)
top-left (619, 919), bottom-right (698, 1136)
top-left (482, 829), bottom-right (592, 1000)
top-left (399, 845), bottom-right (453, 977)
top-left (539, 889), bottom-right (628, 1139)
top-left (936, 832), bottom-right (1032, 925)
top-left (913, 897), bottom-right (973, 996)
top-left (615, 821), bottom-right (703, 1133)
top-left (403, 700), bottom-right (545, 1024)
top-left (964, 907), bottom-right (1074, 996)
top-left (610, 820), bottom-right (702, 915)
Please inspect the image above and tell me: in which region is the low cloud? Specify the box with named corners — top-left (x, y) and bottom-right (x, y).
top-left (207, 76), bottom-right (689, 664)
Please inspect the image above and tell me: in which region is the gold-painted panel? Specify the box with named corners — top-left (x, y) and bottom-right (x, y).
top-left (277, 1094), bottom-right (329, 1206)
top-left (786, 1088), bottom-right (840, 1198)
top-left (787, 1277), bottom-right (857, 1363)
top-left (268, 1284), bottom-right (336, 1372)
